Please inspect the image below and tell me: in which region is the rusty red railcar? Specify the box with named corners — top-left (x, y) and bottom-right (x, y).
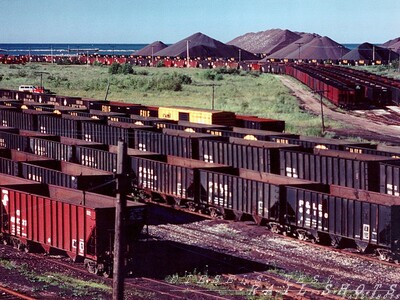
top-left (0, 182), bottom-right (146, 276)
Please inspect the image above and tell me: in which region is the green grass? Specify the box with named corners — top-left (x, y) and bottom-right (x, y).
top-left (0, 63), bottom-right (349, 136)
top-left (13, 262), bottom-right (111, 297)
top-left (351, 64), bottom-right (400, 79)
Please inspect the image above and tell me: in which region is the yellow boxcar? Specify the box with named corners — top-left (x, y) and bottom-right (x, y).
top-left (158, 106), bottom-right (236, 126)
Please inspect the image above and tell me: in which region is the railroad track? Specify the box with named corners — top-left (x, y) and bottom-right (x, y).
top-left (147, 227), bottom-right (353, 299)
top-left (221, 273), bottom-right (345, 300)
top-left (148, 203), bottom-right (400, 268)
top-left (25, 252), bottom-right (233, 299)
top-left (149, 219), bottom-right (400, 290)
top-left (0, 285), bottom-right (35, 300)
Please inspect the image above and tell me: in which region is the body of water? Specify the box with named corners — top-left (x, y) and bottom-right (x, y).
top-left (0, 44), bottom-right (148, 56)
top-left (0, 43), bottom-right (363, 56)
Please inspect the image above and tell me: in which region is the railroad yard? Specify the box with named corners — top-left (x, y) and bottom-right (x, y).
top-left (1, 57), bottom-right (400, 300)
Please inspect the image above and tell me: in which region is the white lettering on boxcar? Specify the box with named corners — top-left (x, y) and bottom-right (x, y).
top-left (39, 126), bottom-right (47, 134)
top-left (298, 199), bottom-right (328, 230)
top-left (28, 173), bottom-right (42, 182)
top-left (84, 134), bottom-right (92, 142)
top-left (208, 182), bottom-right (231, 207)
top-left (286, 167), bottom-right (298, 178)
top-left (203, 154), bottom-right (213, 163)
top-left (34, 144), bottom-right (47, 156)
top-left (386, 184), bottom-right (400, 196)
top-left (175, 183), bottom-right (186, 197)
top-left (1, 190), bottom-right (8, 206)
top-left (81, 155), bottom-right (97, 168)
top-left (139, 166), bottom-right (156, 188)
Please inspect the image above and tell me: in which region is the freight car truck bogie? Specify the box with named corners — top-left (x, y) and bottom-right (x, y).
top-left (375, 249), bottom-right (396, 263)
top-left (295, 229), bottom-right (318, 243)
top-left (84, 259), bottom-right (113, 277)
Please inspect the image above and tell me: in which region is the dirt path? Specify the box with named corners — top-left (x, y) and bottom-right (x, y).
top-left (277, 75), bottom-right (400, 144)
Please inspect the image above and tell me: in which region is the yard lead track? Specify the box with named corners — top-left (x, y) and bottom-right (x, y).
top-left (0, 285), bottom-right (36, 300)
top-left (23, 252), bottom-right (233, 299)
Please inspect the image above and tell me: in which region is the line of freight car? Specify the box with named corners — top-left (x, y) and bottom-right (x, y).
top-left (0, 179), bottom-right (147, 276)
top-left (0, 109), bottom-right (102, 138)
top-left (76, 145), bottom-right (160, 172)
top-left (280, 148), bottom-right (399, 192)
top-left (283, 185), bottom-right (400, 262)
top-left (133, 128), bottom-right (227, 158)
top-left (198, 137), bottom-right (300, 173)
top-left (83, 121), bottom-right (156, 148)
top-left (345, 144), bottom-right (400, 158)
top-left (109, 114), bottom-right (179, 129)
top-left (1, 89), bottom-right (160, 117)
top-left (158, 106), bottom-right (237, 126)
top-left (235, 115), bottom-right (286, 132)
top-left (285, 64), bottom-right (360, 108)
top-left (0, 128), bottom-right (108, 161)
top-left (0, 148), bottom-right (52, 175)
top-left (305, 65), bottom-right (394, 107)
top-left (0, 149), bottom-right (116, 196)
top-left (329, 66), bottom-right (400, 106)
top-left (205, 126), bottom-right (298, 141)
top-left (304, 64), bottom-right (398, 107)
top-left (2, 88), bottom-right (288, 132)
top-left (130, 154), bottom-right (400, 263)
top-left (270, 135), bottom-right (373, 151)
top-left (131, 154), bottom-right (328, 218)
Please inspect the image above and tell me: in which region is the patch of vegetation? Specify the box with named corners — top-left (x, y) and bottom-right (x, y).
top-left (11, 262), bottom-right (111, 298)
top-left (0, 258), bottom-right (18, 270)
top-left (165, 268), bottom-right (244, 297)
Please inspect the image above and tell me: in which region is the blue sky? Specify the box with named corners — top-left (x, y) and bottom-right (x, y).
top-left (2, 0), bottom-right (399, 44)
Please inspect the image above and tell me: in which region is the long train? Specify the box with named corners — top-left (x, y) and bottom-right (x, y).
top-left (1, 90), bottom-right (400, 265)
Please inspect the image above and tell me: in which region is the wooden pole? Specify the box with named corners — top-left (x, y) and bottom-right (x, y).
top-left (113, 140), bottom-right (128, 300)
top-left (319, 92), bottom-right (325, 134)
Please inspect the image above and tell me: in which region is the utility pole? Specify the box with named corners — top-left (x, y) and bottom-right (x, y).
top-left (388, 48), bottom-right (392, 67)
top-left (211, 84), bottom-right (215, 110)
top-left (338, 45), bottom-right (343, 62)
top-left (372, 45), bottom-right (375, 62)
top-left (113, 140), bottom-right (128, 300)
top-left (186, 40), bottom-right (190, 68)
top-left (151, 46), bottom-right (154, 67)
top-left (34, 71), bottom-right (50, 89)
top-left (295, 42), bottom-right (304, 62)
top-left (238, 49), bottom-right (241, 63)
top-left (104, 76), bottom-right (111, 101)
top-left (313, 90), bottom-right (327, 134)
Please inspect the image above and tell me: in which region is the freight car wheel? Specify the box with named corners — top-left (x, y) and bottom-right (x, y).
top-left (209, 208), bottom-right (222, 219)
top-left (102, 269), bottom-right (112, 278)
top-left (187, 202), bottom-right (197, 212)
top-left (377, 249), bottom-right (391, 262)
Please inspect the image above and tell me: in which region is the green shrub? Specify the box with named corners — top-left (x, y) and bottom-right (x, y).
top-left (109, 63), bottom-right (121, 75)
top-left (17, 70), bottom-right (28, 77)
top-left (56, 58), bottom-right (72, 65)
top-left (202, 70), bottom-right (218, 80)
top-left (121, 64), bottom-right (133, 75)
top-left (214, 67), bottom-right (240, 75)
top-left (136, 69), bottom-right (149, 76)
top-left (92, 61), bottom-right (103, 67)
